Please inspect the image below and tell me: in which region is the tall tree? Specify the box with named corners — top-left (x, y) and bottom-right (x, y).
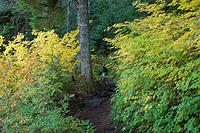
top-left (66, 0), bottom-right (70, 32)
top-left (78, 0), bottom-right (92, 81)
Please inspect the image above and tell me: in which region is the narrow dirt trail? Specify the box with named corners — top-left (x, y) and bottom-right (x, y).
top-left (69, 78), bottom-right (117, 132)
top-left (81, 98), bottom-right (115, 133)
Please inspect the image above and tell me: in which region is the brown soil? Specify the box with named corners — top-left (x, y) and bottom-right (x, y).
top-left (81, 99), bottom-right (115, 133)
top-left (69, 97), bottom-right (116, 133)
top-left (69, 78), bottom-right (117, 133)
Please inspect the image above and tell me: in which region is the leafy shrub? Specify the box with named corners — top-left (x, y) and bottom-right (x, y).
top-left (0, 29), bottom-right (79, 98)
top-left (2, 57), bottom-right (95, 132)
top-left (108, 0), bottom-right (200, 132)
top-left (0, 30), bottom-right (95, 132)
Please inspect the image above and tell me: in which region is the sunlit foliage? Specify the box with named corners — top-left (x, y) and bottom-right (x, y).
top-left (0, 30), bottom-right (95, 132)
top-left (108, 0), bottom-right (200, 132)
top-left (0, 30), bottom-right (79, 98)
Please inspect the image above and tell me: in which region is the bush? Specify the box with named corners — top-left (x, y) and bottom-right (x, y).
top-left (108, 0), bottom-right (200, 132)
top-left (0, 30), bottom-right (95, 132)
top-left (2, 58), bottom-right (95, 132)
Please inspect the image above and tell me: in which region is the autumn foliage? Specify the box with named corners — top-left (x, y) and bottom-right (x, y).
top-left (0, 30), bottom-right (78, 94)
top-left (108, 0), bottom-right (200, 132)
top-left (0, 30), bottom-right (95, 132)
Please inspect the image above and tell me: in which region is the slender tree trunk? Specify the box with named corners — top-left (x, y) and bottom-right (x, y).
top-left (77, 0), bottom-right (80, 26)
top-left (67, 0), bottom-right (70, 32)
top-left (76, 0), bottom-right (81, 72)
top-left (78, 0), bottom-right (92, 81)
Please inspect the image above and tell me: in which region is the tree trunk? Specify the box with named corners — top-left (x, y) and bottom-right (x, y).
top-left (75, 0), bottom-right (81, 72)
top-left (67, 0), bottom-right (70, 32)
top-left (78, 0), bottom-right (92, 81)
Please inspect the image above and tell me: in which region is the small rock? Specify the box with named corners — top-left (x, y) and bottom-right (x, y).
top-left (69, 94), bottom-right (75, 98)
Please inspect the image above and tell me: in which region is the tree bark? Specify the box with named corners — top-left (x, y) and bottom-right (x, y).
top-left (78, 0), bottom-right (92, 81)
top-left (67, 0), bottom-right (70, 32)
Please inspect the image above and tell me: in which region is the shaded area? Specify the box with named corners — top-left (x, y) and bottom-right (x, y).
top-left (82, 98), bottom-right (115, 133)
top-left (69, 78), bottom-right (117, 133)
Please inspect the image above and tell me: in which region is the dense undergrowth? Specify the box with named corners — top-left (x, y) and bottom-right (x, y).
top-left (108, 0), bottom-right (200, 132)
top-left (0, 30), bottom-right (95, 132)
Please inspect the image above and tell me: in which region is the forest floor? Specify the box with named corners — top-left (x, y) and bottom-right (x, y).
top-left (81, 97), bottom-right (115, 133)
top-left (69, 78), bottom-right (117, 133)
